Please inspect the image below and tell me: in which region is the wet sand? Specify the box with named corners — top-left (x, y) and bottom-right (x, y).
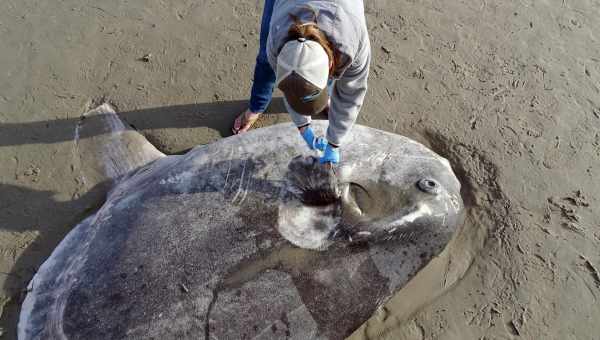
top-left (1, 0), bottom-right (599, 339)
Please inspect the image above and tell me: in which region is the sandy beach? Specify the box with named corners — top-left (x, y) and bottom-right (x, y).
top-left (1, 0), bottom-right (599, 339)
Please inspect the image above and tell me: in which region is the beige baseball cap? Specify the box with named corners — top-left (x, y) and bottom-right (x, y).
top-left (276, 38), bottom-right (330, 116)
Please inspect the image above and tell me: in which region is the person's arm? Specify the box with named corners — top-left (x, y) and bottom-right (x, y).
top-left (325, 38), bottom-right (371, 147)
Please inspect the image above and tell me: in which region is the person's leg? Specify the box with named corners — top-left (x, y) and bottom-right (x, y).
top-left (233, 0), bottom-right (276, 134)
top-left (248, 0), bottom-right (276, 113)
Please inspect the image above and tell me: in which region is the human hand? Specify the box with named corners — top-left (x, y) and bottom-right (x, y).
top-left (300, 126), bottom-right (327, 151)
top-left (319, 144), bottom-right (339, 164)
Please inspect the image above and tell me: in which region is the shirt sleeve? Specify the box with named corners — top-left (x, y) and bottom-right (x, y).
top-left (326, 36), bottom-right (371, 147)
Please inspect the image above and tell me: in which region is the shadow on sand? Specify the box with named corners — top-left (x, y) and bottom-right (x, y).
top-left (0, 181), bottom-right (109, 338)
top-left (0, 97), bottom-right (290, 147)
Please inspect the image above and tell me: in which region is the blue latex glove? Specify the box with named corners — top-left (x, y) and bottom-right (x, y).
top-left (314, 136), bottom-right (328, 151)
top-left (300, 126), bottom-right (327, 151)
top-left (320, 144), bottom-right (340, 164)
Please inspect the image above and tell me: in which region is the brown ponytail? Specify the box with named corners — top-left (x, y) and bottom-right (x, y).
top-left (288, 15), bottom-right (340, 75)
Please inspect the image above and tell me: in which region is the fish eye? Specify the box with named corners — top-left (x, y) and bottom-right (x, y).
top-left (417, 178), bottom-right (441, 194)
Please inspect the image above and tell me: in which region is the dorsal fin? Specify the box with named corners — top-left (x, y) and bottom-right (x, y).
top-left (75, 103), bottom-right (165, 188)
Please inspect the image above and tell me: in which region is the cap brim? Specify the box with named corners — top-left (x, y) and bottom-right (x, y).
top-left (278, 72), bottom-right (329, 116)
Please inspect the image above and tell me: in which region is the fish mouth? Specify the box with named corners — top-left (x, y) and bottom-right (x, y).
top-left (327, 224), bottom-right (373, 243)
top-left (327, 203), bottom-right (432, 244)
top-left (326, 212), bottom-right (412, 243)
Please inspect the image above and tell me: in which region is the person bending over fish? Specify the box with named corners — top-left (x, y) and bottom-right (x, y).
top-left (233, 0), bottom-right (371, 168)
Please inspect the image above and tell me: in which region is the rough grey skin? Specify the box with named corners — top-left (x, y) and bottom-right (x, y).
top-left (18, 104), bottom-right (463, 340)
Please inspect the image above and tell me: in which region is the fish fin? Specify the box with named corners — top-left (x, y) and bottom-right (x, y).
top-left (75, 103), bottom-right (165, 187)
